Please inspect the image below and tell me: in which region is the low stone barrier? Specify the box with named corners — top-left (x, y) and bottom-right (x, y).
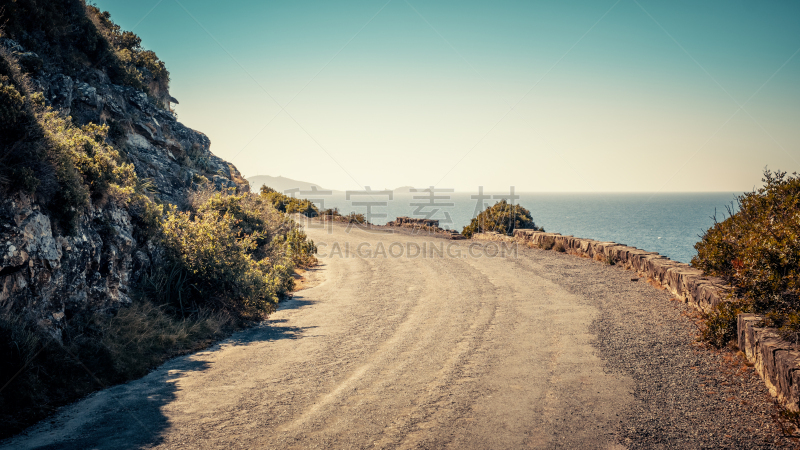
top-left (738, 314), bottom-right (800, 411)
top-left (472, 229), bottom-right (800, 411)
top-left (386, 217), bottom-right (465, 239)
top-left (387, 216), bottom-right (440, 228)
top-left (471, 231), bottom-right (513, 243)
top-left (509, 229), bottom-right (729, 313)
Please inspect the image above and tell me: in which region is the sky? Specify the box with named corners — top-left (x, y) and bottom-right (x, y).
top-left (92, 0), bottom-right (800, 192)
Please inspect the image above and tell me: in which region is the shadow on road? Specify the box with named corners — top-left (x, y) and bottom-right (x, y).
top-left (226, 318), bottom-right (318, 346)
top-left (1, 305), bottom-right (318, 450)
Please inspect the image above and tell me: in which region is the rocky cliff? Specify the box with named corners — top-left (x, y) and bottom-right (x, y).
top-left (0, 35), bottom-right (248, 340)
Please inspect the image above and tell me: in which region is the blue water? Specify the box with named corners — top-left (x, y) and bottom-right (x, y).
top-left (308, 192), bottom-right (740, 264)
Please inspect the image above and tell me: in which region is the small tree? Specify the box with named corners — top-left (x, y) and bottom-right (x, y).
top-left (462, 200), bottom-right (543, 238)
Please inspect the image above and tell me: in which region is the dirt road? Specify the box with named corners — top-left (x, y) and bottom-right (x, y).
top-left (2, 221), bottom-right (790, 449)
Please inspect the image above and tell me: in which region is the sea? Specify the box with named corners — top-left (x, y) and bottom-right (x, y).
top-left (304, 191), bottom-right (740, 264)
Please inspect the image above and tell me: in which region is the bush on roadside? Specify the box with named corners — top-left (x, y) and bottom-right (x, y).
top-left (538, 236), bottom-right (556, 250)
top-left (259, 185), bottom-right (319, 217)
top-left (285, 227), bottom-right (318, 267)
top-left (319, 208), bottom-right (369, 225)
top-left (462, 200), bottom-right (543, 238)
top-left (701, 300), bottom-right (748, 348)
top-left (159, 191), bottom-right (317, 319)
top-left (693, 169), bottom-right (800, 346)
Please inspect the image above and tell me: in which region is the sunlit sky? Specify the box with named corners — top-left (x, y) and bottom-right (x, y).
top-left (93, 0), bottom-right (799, 192)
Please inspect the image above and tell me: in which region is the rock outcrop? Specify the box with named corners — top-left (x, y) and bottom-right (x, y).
top-left (0, 38), bottom-right (248, 339)
top-left (0, 192), bottom-right (136, 339)
top-left (37, 66), bottom-right (246, 207)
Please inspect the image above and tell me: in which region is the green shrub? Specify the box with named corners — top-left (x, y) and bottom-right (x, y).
top-left (701, 300), bottom-right (747, 348)
top-left (693, 169), bottom-right (800, 346)
top-left (38, 108), bottom-right (136, 232)
top-left (259, 184), bottom-right (319, 217)
top-left (161, 208), bottom-right (279, 318)
top-left (319, 208), bottom-right (368, 224)
top-left (49, 151), bottom-right (90, 232)
top-left (462, 200), bottom-right (543, 238)
top-left (196, 190), bottom-right (294, 255)
top-left (86, 5), bottom-right (169, 96)
top-left (42, 112), bottom-right (136, 199)
top-left (285, 227), bottom-right (318, 267)
top-left (159, 191), bottom-right (317, 319)
top-left (0, 76), bottom-right (26, 126)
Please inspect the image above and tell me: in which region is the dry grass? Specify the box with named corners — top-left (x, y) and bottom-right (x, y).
top-left (0, 299), bottom-right (238, 438)
top-left (538, 237), bottom-right (556, 251)
top-left (645, 277), bottom-right (667, 290)
top-left (100, 300), bottom-right (233, 379)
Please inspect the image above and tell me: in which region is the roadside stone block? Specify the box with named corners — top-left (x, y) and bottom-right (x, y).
top-left (737, 314), bottom-right (800, 411)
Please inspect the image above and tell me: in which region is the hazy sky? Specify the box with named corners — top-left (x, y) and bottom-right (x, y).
top-left (93, 0), bottom-right (799, 192)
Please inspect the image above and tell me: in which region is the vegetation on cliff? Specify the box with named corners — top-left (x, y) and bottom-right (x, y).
top-left (0, 0), bottom-right (175, 224)
top-left (693, 169), bottom-right (800, 347)
top-left (0, 0), bottom-right (169, 98)
top-left (0, 1), bottom-right (318, 438)
top-left (461, 200), bottom-right (543, 238)
top-left (0, 34), bottom-right (139, 233)
top-left (259, 184), bottom-right (319, 217)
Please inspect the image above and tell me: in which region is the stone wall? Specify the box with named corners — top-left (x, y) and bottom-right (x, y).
top-left (510, 229), bottom-right (729, 313)
top-left (387, 217), bottom-right (440, 228)
top-left (386, 217), bottom-right (465, 240)
top-left (738, 314), bottom-right (800, 411)
top-left (473, 229), bottom-right (800, 411)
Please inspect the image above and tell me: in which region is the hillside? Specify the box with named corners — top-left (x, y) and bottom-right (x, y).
top-left (247, 175), bottom-right (335, 194)
top-left (0, 0), bottom-right (248, 329)
top-left (0, 0), bottom-right (315, 437)
top-left (247, 176), bottom-right (428, 195)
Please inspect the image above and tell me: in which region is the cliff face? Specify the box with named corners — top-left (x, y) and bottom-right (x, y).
top-left (0, 35), bottom-right (247, 339)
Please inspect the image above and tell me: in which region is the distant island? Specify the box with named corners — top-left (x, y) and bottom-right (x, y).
top-left (247, 176), bottom-right (431, 195)
top-left (247, 175), bottom-right (335, 194)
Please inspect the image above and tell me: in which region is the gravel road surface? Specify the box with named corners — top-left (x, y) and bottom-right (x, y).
top-left (2, 221), bottom-right (794, 449)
